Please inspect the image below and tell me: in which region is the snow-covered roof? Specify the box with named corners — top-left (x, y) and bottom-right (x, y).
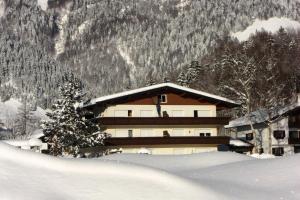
top-left (226, 101), bottom-right (300, 128)
top-left (229, 139), bottom-right (252, 147)
top-left (30, 129), bottom-right (44, 139)
top-left (83, 83), bottom-right (240, 107)
top-left (226, 109), bottom-right (270, 128)
top-left (3, 138), bottom-right (43, 147)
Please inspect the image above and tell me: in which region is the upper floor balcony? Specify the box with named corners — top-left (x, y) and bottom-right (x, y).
top-left (94, 117), bottom-right (231, 126)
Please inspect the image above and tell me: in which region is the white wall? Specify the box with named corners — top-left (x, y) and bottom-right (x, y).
top-left (106, 126), bottom-right (218, 137)
top-left (101, 105), bottom-right (216, 117)
top-left (121, 146), bottom-right (218, 155)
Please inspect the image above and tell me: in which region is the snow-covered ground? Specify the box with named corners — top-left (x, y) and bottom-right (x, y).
top-left (102, 152), bottom-right (254, 173)
top-left (1, 142), bottom-right (299, 200)
top-left (232, 17), bottom-right (300, 42)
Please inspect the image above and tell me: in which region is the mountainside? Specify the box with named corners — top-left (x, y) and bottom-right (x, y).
top-left (0, 0), bottom-right (300, 107)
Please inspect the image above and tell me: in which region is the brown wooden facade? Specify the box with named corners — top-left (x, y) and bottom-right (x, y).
top-left (85, 86), bottom-right (239, 110)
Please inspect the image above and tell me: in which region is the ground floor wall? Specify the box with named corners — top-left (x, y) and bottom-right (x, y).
top-left (115, 144), bottom-right (218, 155)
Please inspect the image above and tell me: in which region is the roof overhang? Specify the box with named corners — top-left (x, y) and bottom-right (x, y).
top-left (82, 83), bottom-right (240, 108)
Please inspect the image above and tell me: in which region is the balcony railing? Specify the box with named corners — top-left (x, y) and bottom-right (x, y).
top-left (104, 136), bottom-right (230, 146)
top-left (95, 117), bottom-right (231, 126)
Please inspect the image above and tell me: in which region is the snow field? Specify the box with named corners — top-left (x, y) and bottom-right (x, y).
top-left (1, 142), bottom-right (299, 200)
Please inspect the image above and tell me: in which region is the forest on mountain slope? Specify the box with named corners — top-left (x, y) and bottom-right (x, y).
top-left (177, 28), bottom-right (300, 116)
top-left (0, 0), bottom-right (299, 110)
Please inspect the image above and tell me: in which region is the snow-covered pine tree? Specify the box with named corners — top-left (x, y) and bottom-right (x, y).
top-left (42, 76), bottom-right (106, 157)
top-left (177, 61), bottom-right (201, 87)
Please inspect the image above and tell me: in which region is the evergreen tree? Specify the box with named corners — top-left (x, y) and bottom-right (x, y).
top-left (177, 61), bottom-right (201, 87)
top-left (42, 76), bottom-right (106, 157)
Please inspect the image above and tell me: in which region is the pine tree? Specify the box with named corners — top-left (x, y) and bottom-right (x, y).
top-left (177, 61), bottom-right (201, 87)
top-left (42, 76), bottom-right (106, 157)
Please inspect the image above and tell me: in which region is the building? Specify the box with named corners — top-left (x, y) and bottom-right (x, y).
top-left (2, 129), bottom-right (48, 153)
top-left (82, 83), bottom-right (239, 155)
top-left (226, 99), bottom-right (300, 156)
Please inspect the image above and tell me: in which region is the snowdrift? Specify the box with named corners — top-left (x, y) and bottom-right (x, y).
top-left (0, 142), bottom-right (220, 200)
top-left (102, 152), bottom-right (254, 173)
top-left (185, 155), bottom-right (300, 199)
top-left (1, 142), bottom-right (300, 200)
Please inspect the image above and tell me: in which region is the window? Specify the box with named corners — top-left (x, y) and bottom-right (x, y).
top-left (196, 129), bottom-right (211, 137)
top-left (163, 130), bottom-right (170, 137)
top-left (194, 110), bottom-right (198, 117)
top-left (128, 110), bottom-right (132, 117)
top-left (294, 146), bottom-right (300, 154)
top-left (289, 131), bottom-right (300, 139)
top-left (272, 147), bottom-right (284, 156)
top-left (246, 133), bottom-right (253, 141)
top-left (128, 130), bottom-right (133, 137)
top-left (273, 130), bottom-right (285, 139)
top-left (158, 94), bottom-right (167, 103)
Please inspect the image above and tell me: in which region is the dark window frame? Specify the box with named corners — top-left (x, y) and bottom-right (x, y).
top-left (194, 110), bottom-right (198, 117)
top-left (272, 147), bottom-right (284, 156)
top-left (289, 131), bottom-right (300, 139)
top-left (273, 130), bottom-right (285, 139)
top-left (128, 130), bottom-right (133, 137)
top-left (246, 133), bottom-right (254, 141)
top-left (158, 94), bottom-right (167, 103)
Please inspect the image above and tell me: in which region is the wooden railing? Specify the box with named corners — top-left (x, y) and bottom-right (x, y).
top-left (104, 136), bottom-right (230, 146)
top-left (95, 117), bottom-right (231, 125)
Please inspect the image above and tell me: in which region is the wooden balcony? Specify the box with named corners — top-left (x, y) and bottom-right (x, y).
top-left (96, 117), bottom-right (230, 126)
top-left (104, 136), bottom-right (230, 146)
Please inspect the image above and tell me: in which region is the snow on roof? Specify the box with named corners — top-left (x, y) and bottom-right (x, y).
top-left (83, 83), bottom-right (239, 107)
top-left (30, 129), bottom-right (44, 139)
top-left (3, 138), bottom-right (43, 147)
top-left (226, 101), bottom-right (300, 128)
top-left (226, 109), bottom-right (270, 128)
top-left (229, 139), bottom-right (252, 147)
